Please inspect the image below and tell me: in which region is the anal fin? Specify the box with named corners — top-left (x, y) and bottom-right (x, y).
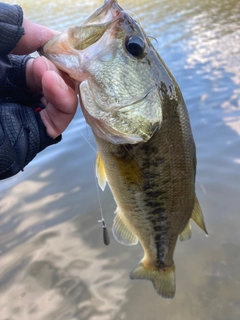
top-left (179, 221), bottom-right (192, 241)
top-left (112, 209), bottom-right (138, 246)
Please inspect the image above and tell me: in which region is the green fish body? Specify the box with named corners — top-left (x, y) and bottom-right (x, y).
top-left (41, 0), bottom-right (208, 298)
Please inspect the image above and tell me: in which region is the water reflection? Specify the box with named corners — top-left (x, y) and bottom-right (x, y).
top-left (0, 222), bottom-right (130, 319)
top-left (0, 0), bottom-right (240, 319)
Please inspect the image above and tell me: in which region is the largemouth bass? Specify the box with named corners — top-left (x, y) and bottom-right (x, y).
top-left (40, 0), bottom-right (208, 298)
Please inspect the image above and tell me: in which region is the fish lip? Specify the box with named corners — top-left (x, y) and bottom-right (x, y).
top-left (84, 0), bottom-right (124, 26)
top-left (39, 15), bottom-right (125, 83)
top-left (39, 0), bottom-right (129, 74)
top-left (40, 5), bottom-right (125, 63)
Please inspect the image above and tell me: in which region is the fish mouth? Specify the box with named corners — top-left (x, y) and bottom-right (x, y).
top-left (39, 0), bottom-right (163, 144)
top-left (40, 0), bottom-right (124, 52)
top-left (39, 0), bottom-right (126, 81)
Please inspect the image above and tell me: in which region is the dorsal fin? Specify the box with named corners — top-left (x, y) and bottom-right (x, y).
top-left (95, 152), bottom-right (107, 191)
top-left (112, 208), bottom-right (138, 246)
top-left (191, 196), bottom-right (208, 236)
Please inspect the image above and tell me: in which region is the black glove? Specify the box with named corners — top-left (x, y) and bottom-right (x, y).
top-left (0, 3), bottom-right (62, 180)
top-left (0, 3), bottom-right (24, 55)
top-left (0, 101), bottom-right (61, 180)
top-left (0, 54), bottom-right (61, 180)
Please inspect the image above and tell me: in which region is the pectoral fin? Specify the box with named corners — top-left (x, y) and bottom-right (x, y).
top-left (112, 209), bottom-right (138, 246)
top-left (191, 196), bottom-right (208, 236)
top-left (95, 152), bottom-right (107, 191)
top-left (179, 221), bottom-right (192, 241)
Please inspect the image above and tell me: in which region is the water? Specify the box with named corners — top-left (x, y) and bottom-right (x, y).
top-left (0, 0), bottom-right (240, 319)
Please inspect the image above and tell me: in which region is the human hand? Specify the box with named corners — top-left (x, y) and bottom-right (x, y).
top-left (0, 8), bottom-right (78, 179)
top-left (26, 56), bottom-right (78, 139)
top-left (13, 18), bottom-right (78, 139)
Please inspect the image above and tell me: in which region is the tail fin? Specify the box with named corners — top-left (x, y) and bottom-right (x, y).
top-left (130, 263), bottom-right (175, 299)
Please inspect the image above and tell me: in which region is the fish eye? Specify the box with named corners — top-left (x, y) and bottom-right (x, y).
top-left (125, 36), bottom-right (145, 58)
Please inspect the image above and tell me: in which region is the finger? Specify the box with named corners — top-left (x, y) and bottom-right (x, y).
top-left (12, 18), bottom-right (59, 55)
top-left (27, 56), bottom-right (75, 92)
top-left (40, 70), bottom-right (78, 138)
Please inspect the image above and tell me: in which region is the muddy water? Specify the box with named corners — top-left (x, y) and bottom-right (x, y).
top-left (0, 0), bottom-right (240, 319)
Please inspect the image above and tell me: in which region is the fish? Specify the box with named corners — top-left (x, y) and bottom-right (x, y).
top-left (40, 0), bottom-right (208, 298)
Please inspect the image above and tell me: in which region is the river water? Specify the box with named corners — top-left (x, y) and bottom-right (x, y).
top-left (0, 0), bottom-right (240, 319)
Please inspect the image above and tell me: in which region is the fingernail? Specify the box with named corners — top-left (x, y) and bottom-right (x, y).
top-left (42, 56), bottom-right (51, 69)
top-left (55, 73), bottom-right (69, 91)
